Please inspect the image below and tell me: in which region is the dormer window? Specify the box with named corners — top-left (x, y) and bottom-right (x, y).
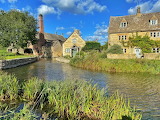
top-left (120, 22), bottom-right (127, 28)
top-left (150, 20), bottom-right (158, 25)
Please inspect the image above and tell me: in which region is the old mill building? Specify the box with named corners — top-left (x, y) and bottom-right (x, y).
top-left (108, 7), bottom-right (160, 58)
top-left (28, 14), bottom-right (85, 58)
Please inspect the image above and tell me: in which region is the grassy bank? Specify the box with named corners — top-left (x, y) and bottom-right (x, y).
top-left (70, 52), bottom-right (160, 74)
top-left (0, 47), bottom-right (34, 60)
top-left (0, 71), bottom-right (142, 119)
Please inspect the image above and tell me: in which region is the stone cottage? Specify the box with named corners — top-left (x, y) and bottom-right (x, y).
top-left (28, 14), bottom-right (66, 57)
top-left (63, 30), bottom-right (86, 57)
top-left (108, 7), bottom-right (160, 58)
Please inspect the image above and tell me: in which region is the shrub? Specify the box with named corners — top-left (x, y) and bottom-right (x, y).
top-left (107, 44), bottom-right (123, 54)
top-left (82, 41), bottom-right (101, 51)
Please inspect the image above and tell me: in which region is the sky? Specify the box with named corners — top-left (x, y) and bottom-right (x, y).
top-left (0, 0), bottom-right (160, 44)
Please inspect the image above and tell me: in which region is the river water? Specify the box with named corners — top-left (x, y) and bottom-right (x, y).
top-left (3, 59), bottom-right (160, 120)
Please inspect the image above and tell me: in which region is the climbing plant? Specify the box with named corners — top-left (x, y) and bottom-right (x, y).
top-left (129, 34), bottom-right (156, 53)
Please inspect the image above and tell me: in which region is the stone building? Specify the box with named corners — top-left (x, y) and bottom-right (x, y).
top-left (28, 14), bottom-right (66, 57)
top-left (63, 30), bottom-right (86, 57)
top-left (108, 7), bottom-right (160, 58)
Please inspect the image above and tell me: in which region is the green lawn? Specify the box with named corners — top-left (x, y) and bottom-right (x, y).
top-left (0, 47), bottom-right (35, 60)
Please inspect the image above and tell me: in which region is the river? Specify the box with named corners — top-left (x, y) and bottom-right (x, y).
top-left (3, 59), bottom-right (160, 120)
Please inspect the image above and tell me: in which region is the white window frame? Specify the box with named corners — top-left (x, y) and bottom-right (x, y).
top-left (65, 48), bottom-right (70, 53)
top-left (122, 48), bottom-right (127, 53)
top-left (150, 32), bottom-right (160, 38)
top-left (150, 20), bottom-right (158, 25)
top-left (120, 22), bottom-right (127, 28)
top-left (152, 48), bottom-right (160, 53)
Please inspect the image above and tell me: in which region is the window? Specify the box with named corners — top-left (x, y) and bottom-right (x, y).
top-left (72, 38), bottom-right (77, 43)
top-left (150, 32), bottom-right (160, 38)
top-left (122, 48), bottom-right (127, 53)
top-left (65, 48), bottom-right (70, 53)
top-left (152, 48), bottom-right (160, 53)
top-left (119, 35), bottom-right (127, 40)
top-left (120, 22), bottom-right (127, 27)
top-left (150, 20), bottom-right (158, 25)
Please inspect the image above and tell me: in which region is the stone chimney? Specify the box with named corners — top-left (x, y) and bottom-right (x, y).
top-left (39, 14), bottom-right (44, 33)
top-left (74, 29), bottom-right (80, 35)
top-left (136, 7), bottom-right (141, 17)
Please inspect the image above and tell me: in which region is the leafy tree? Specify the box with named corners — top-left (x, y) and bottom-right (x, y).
top-left (0, 10), bottom-right (37, 50)
top-left (82, 41), bottom-right (101, 51)
top-left (101, 42), bottom-right (108, 50)
top-left (129, 34), bottom-right (155, 53)
top-left (107, 44), bottom-right (123, 54)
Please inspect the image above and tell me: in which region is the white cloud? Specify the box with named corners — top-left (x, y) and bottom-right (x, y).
top-left (37, 5), bottom-right (60, 15)
top-left (56, 27), bottom-right (65, 30)
top-left (40, 0), bottom-right (107, 15)
top-left (86, 22), bottom-right (108, 43)
top-left (128, 0), bottom-right (160, 15)
top-left (126, 0), bottom-right (132, 3)
top-left (8, 0), bottom-right (17, 3)
top-left (22, 6), bottom-right (32, 12)
top-left (0, 0), bottom-right (5, 3)
top-left (66, 31), bottom-right (72, 36)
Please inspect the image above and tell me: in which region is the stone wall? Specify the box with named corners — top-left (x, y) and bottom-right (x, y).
top-left (143, 53), bottom-right (160, 60)
top-left (107, 54), bottom-right (136, 59)
top-left (0, 57), bottom-right (38, 70)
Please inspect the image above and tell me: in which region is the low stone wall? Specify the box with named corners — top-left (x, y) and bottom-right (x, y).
top-left (0, 57), bottom-right (38, 70)
top-left (144, 53), bottom-right (160, 60)
top-left (55, 57), bottom-right (70, 63)
top-left (107, 54), bottom-right (136, 59)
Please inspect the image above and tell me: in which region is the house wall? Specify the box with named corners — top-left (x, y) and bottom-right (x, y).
top-left (108, 31), bottom-right (160, 54)
top-left (63, 31), bottom-right (85, 56)
top-left (51, 41), bottom-right (63, 57)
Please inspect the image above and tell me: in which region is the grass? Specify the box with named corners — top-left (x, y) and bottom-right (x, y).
top-left (0, 47), bottom-right (35, 60)
top-left (0, 71), bottom-right (142, 120)
top-left (70, 51), bottom-right (160, 74)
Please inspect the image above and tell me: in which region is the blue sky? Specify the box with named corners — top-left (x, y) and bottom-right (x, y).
top-left (0, 0), bottom-right (160, 44)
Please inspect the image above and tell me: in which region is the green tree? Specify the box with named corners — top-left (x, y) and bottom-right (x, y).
top-left (129, 34), bottom-right (155, 53)
top-left (82, 41), bottom-right (101, 51)
top-left (101, 42), bottom-right (108, 50)
top-left (107, 44), bottom-right (123, 54)
top-left (0, 10), bottom-right (37, 49)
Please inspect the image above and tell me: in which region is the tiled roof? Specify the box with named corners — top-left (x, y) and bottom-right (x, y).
top-left (108, 12), bottom-right (160, 34)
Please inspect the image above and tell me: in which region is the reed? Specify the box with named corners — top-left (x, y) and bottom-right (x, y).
top-left (0, 72), bottom-right (19, 101)
top-left (70, 52), bottom-right (160, 74)
top-left (0, 72), bottom-right (142, 119)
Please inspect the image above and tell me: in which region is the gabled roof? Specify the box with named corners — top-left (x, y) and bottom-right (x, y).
top-left (36, 33), bottom-right (66, 42)
top-left (108, 12), bottom-right (160, 34)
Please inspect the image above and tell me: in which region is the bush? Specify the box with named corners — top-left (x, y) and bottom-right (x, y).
top-left (107, 44), bottom-right (123, 54)
top-left (82, 41), bottom-right (101, 51)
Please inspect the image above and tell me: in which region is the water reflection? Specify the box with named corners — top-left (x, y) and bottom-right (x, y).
top-left (2, 59), bottom-right (160, 120)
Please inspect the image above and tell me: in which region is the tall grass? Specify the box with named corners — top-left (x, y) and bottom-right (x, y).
top-left (70, 52), bottom-right (160, 74)
top-left (0, 72), bottom-right (142, 119)
top-left (0, 72), bottom-right (19, 100)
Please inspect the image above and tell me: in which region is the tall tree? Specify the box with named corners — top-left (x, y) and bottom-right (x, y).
top-left (0, 10), bottom-right (37, 49)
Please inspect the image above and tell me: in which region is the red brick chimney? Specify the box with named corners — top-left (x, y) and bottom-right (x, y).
top-left (39, 14), bottom-right (44, 33)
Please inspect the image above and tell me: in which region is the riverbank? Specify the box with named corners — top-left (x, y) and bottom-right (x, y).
top-left (0, 57), bottom-right (38, 69)
top-left (0, 71), bottom-right (142, 119)
top-left (70, 52), bottom-right (160, 74)
top-left (55, 57), bottom-right (70, 63)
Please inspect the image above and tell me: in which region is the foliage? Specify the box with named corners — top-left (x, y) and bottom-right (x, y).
top-left (0, 72), bottom-right (19, 100)
top-left (0, 10), bottom-right (37, 48)
top-left (1, 104), bottom-right (37, 120)
top-left (129, 34), bottom-right (155, 53)
top-left (82, 41), bottom-right (101, 51)
top-left (101, 42), bottom-right (108, 50)
top-left (70, 52), bottom-right (160, 74)
top-left (0, 72), bottom-right (142, 120)
top-left (107, 44), bottom-right (123, 54)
